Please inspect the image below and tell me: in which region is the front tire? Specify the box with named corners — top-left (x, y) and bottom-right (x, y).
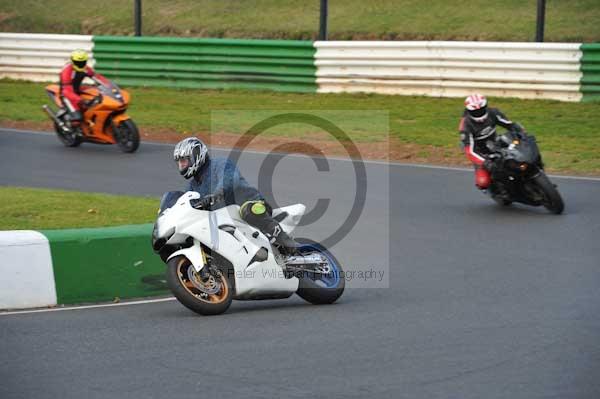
top-left (295, 238), bottom-right (345, 305)
top-left (533, 172), bottom-right (564, 214)
top-left (492, 197), bottom-right (512, 206)
top-left (113, 119), bottom-right (140, 153)
top-left (166, 256), bottom-right (233, 315)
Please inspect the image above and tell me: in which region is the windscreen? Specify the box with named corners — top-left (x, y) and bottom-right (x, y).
top-left (158, 191), bottom-right (185, 213)
top-left (97, 79), bottom-right (122, 100)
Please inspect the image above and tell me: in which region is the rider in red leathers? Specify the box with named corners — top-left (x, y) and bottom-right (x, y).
top-left (59, 49), bottom-right (108, 125)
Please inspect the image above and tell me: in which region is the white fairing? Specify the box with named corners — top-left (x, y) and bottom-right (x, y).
top-left (156, 192), bottom-right (306, 299)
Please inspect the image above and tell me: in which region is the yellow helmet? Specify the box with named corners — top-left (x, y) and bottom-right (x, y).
top-left (70, 49), bottom-right (89, 72)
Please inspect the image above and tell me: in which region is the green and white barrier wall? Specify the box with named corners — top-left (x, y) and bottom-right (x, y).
top-left (0, 33), bottom-right (316, 93)
top-left (581, 43), bottom-right (600, 102)
top-left (0, 32), bottom-right (598, 101)
top-left (93, 36), bottom-right (317, 93)
top-left (0, 226), bottom-right (168, 310)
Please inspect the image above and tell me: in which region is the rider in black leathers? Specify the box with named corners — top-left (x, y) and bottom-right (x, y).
top-left (459, 94), bottom-right (524, 190)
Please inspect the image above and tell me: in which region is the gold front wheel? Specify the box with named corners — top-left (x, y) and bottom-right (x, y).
top-left (166, 256), bottom-right (233, 315)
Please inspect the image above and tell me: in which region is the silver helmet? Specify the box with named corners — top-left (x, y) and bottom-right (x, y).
top-left (173, 137), bottom-right (208, 179)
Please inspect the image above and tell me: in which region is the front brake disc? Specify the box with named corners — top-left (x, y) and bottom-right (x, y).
top-left (187, 267), bottom-right (221, 294)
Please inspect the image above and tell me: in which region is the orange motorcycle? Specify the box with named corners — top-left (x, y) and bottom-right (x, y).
top-left (43, 77), bottom-right (140, 153)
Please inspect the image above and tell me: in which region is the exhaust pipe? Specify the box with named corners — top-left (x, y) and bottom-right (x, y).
top-left (285, 253), bottom-right (327, 266)
top-left (42, 105), bottom-right (69, 133)
top-left (285, 253), bottom-right (331, 275)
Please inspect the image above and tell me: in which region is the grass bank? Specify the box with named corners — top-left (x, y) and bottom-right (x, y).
top-left (0, 187), bottom-right (157, 230)
top-left (1, 80), bottom-right (599, 174)
top-left (0, 0), bottom-right (599, 42)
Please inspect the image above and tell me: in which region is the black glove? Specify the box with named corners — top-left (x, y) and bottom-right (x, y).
top-left (80, 99), bottom-right (92, 109)
top-left (82, 94), bottom-right (103, 108)
top-left (190, 193), bottom-right (224, 210)
top-left (510, 124), bottom-right (527, 138)
top-left (483, 154), bottom-right (499, 172)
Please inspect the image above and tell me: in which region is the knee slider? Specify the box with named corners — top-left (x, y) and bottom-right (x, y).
top-left (250, 201), bottom-right (266, 215)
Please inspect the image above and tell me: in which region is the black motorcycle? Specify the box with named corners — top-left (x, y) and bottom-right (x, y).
top-left (485, 131), bottom-right (564, 214)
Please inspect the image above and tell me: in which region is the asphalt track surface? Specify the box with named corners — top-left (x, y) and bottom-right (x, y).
top-left (1, 130), bottom-right (600, 399)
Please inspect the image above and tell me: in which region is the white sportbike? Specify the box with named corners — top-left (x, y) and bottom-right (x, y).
top-left (152, 191), bottom-right (345, 315)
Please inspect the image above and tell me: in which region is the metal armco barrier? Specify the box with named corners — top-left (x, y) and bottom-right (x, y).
top-left (314, 41), bottom-right (583, 101)
top-left (0, 33), bottom-right (94, 82)
top-left (92, 36), bottom-right (317, 93)
top-left (0, 33), bottom-right (598, 103)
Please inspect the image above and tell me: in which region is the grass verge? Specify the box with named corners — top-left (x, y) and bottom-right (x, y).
top-left (1, 80), bottom-right (599, 174)
top-left (0, 187), bottom-right (158, 230)
top-left (0, 0), bottom-right (599, 42)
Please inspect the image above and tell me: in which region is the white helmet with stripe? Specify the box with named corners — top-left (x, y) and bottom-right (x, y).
top-left (465, 93), bottom-right (488, 123)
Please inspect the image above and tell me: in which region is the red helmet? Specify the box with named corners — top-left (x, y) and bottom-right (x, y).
top-left (464, 94), bottom-right (488, 123)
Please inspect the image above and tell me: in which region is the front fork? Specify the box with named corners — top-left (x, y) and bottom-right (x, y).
top-left (109, 113), bottom-right (131, 131)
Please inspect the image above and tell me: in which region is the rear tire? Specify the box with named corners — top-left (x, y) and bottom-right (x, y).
top-left (114, 119), bottom-right (140, 153)
top-left (533, 172), bottom-right (564, 214)
top-left (166, 256), bottom-right (233, 315)
top-left (54, 122), bottom-right (82, 147)
top-left (295, 238), bottom-right (345, 305)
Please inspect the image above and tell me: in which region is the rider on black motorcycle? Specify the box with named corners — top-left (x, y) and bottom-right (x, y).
top-left (459, 94), bottom-right (526, 193)
top-left (173, 137), bottom-right (299, 254)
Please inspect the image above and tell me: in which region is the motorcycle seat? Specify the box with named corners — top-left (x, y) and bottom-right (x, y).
top-left (272, 204), bottom-right (306, 231)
